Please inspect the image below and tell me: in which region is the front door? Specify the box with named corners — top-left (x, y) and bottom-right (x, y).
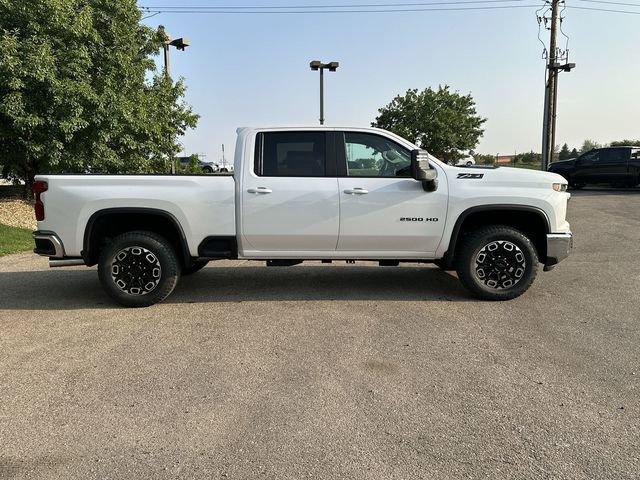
top-left (573, 149), bottom-right (600, 184)
top-left (335, 131), bottom-right (447, 256)
top-left (241, 130), bottom-right (340, 254)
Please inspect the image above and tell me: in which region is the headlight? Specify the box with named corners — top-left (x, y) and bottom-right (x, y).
top-left (552, 183), bottom-right (568, 192)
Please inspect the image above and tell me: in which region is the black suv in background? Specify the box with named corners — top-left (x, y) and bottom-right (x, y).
top-left (548, 146), bottom-right (640, 188)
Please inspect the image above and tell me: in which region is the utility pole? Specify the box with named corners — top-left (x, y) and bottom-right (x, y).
top-left (309, 61), bottom-right (339, 125)
top-left (541, 0), bottom-right (575, 170)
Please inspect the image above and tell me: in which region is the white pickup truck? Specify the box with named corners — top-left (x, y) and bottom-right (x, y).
top-left (32, 126), bottom-right (572, 307)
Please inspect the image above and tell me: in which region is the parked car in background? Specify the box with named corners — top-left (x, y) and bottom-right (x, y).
top-left (177, 156), bottom-right (219, 174)
top-left (452, 150), bottom-right (476, 167)
top-left (456, 155), bottom-right (476, 167)
top-left (548, 146), bottom-right (640, 188)
top-left (217, 162), bottom-right (234, 173)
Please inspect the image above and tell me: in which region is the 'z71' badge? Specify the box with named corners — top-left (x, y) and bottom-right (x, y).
top-left (457, 173), bottom-right (484, 179)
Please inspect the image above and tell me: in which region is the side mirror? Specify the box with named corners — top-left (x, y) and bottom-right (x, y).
top-left (411, 149), bottom-right (438, 192)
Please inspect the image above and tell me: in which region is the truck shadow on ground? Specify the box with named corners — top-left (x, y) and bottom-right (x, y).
top-left (570, 186), bottom-right (640, 196)
top-left (0, 265), bottom-right (472, 311)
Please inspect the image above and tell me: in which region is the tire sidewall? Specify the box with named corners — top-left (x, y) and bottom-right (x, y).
top-left (458, 227), bottom-right (538, 300)
top-left (98, 232), bottom-right (180, 307)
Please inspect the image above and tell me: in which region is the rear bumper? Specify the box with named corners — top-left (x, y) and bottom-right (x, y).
top-left (33, 231), bottom-right (86, 267)
top-left (545, 232), bottom-right (573, 269)
top-left (33, 230), bottom-right (65, 258)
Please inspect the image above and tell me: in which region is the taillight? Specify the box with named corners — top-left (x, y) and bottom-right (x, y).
top-left (32, 181), bottom-right (48, 221)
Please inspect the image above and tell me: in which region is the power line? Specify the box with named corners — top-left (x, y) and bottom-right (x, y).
top-left (140, 4), bottom-right (545, 14)
top-left (576, 0), bottom-right (640, 5)
top-left (568, 4), bottom-right (640, 13)
top-left (141, 0), bottom-right (529, 8)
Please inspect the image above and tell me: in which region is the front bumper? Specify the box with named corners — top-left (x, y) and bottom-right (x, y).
top-left (545, 232), bottom-right (573, 269)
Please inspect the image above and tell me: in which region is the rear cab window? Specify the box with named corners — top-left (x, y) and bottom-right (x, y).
top-left (254, 131), bottom-right (327, 177)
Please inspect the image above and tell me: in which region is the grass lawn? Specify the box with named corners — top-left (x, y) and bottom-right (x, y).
top-left (0, 223), bottom-right (33, 256)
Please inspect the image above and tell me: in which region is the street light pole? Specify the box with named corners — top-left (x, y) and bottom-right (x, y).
top-left (163, 42), bottom-right (170, 77)
top-left (310, 61), bottom-right (339, 126)
top-left (158, 26), bottom-right (190, 173)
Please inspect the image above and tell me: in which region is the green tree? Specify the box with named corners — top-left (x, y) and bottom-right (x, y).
top-left (514, 151), bottom-right (541, 165)
top-left (570, 147), bottom-right (578, 157)
top-left (0, 0), bottom-right (198, 192)
top-left (474, 153), bottom-right (496, 166)
top-left (580, 139), bottom-right (602, 154)
top-left (558, 143), bottom-right (571, 160)
top-left (372, 86), bottom-right (486, 164)
top-left (609, 139), bottom-right (640, 147)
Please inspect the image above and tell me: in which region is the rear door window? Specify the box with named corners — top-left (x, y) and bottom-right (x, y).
top-left (255, 132), bottom-right (327, 177)
top-left (600, 148), bottom-right (628, 164)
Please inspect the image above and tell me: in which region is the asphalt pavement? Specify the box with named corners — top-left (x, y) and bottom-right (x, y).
top-left (1, 188), bottom-right (639, 479)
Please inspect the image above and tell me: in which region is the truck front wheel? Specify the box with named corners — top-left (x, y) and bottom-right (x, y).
top-left (98, 231), bottom-right (180, 307)
top-left (455, 225), bottom-right (539, 300)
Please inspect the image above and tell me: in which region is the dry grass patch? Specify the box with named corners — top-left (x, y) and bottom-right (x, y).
top-left (0, 199), bottom-right (36, 230)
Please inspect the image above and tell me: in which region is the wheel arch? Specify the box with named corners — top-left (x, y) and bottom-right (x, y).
top-left (443, 205), bottom-right (551, 267)
top-left (83, 207), bottom-right (191, 267)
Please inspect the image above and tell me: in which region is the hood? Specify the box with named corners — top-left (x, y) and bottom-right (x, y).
top-left (452, 164), bottom-right (567, 187)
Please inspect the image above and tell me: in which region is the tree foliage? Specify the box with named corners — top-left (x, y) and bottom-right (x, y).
top-left (514, 151), bottom-right (541, 164)
top-left (558, 143), bottom-right (571, 160)
top-left (372, 86), bottom-right (486, 163)
top-left (609, 139), bottom-right (640, 147)
top-left (0, 0), bottom-right (198, 190)
top-left (580, 139), bottom-right (602, 153)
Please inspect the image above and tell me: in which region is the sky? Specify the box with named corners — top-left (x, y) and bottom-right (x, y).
top-left (140, 1), bottom-right (640, 162)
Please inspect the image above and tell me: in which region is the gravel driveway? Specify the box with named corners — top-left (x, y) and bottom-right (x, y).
top-left (1, 189), bottom-right (638, 479)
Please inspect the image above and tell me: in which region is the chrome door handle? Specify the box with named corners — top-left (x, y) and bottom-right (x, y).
top-left (343, 188), bottom-right (369, 195)
top-left (247, 187), bottom-right (272, 194)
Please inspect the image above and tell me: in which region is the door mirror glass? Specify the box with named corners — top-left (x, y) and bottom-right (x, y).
top-left (411, 149), bottom-right (438, 191)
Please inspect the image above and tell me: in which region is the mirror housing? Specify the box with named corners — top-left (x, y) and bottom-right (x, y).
top-left (410, 149), bottom-right (438, 191)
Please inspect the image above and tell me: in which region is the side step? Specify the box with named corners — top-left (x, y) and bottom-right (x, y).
top-left (266, 259), bottom-right (303, 267)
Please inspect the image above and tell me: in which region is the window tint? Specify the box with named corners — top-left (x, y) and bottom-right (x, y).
top-left (343, 132), bottom-right (411, 177)
top-left (600, 148), bottom-right (628, 164)
top-left (580, 150), bottom-right (599, 163)
top-left (255, 132), bottom-right (326, 177)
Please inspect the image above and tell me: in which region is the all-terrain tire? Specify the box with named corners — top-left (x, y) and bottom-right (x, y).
top-left (455, 225), bottom-right (539, 301)
top-left (98, 231), bottom-right (180, 307)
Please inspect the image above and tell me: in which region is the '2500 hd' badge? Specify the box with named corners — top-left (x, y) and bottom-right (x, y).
top-left (400, 217), bottom-right (439, 222)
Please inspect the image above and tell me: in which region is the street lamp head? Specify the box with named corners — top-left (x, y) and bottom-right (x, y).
top-left (327, 61), bottom-right (339, 72)
top-left (169, 37), bottom-right (190, 51)
top-left (310, 60), bottom-right (322, 71)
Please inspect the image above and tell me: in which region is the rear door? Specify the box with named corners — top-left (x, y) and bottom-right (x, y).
top-left (335, 131), bottom-right (447, 256)
top-left (595, 148), bottom-right (630, 183)
top-left (241, 130), bottom-right (340, 254)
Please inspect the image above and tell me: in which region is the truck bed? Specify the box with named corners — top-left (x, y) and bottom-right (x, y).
top-left (34, 174), bottom-right (236, 257)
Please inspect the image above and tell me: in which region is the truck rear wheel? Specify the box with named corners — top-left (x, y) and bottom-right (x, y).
top-left (455, 225), bottom-right (538, 301)
top-left (98, 231), bottom-right (180, 307)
